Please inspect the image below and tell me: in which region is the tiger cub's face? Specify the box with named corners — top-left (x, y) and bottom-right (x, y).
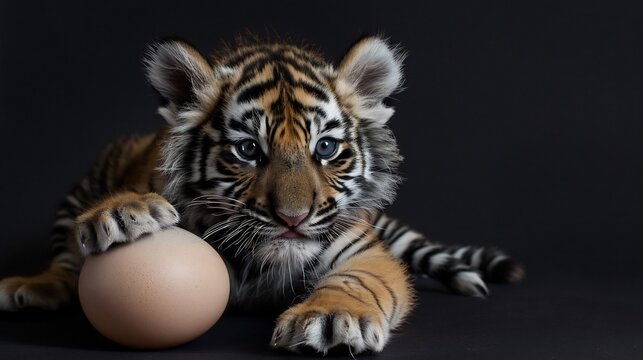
top-left (146, 37), bottom-right (403, 266)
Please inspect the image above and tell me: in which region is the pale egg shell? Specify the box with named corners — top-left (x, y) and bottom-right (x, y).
top-left (79, 226), bottom-right (230, 349)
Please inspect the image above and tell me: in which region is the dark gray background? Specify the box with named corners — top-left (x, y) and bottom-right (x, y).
top-left (1, 1), bottom-right (641, 359)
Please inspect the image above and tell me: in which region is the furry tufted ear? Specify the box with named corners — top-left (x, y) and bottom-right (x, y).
top-left (337, 37), bottom-right (404, 106)
top-left (144, 40), bottom-right (215, 124)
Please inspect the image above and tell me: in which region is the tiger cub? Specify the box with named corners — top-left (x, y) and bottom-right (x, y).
top-left (0, 36), bottom-right (523, 354)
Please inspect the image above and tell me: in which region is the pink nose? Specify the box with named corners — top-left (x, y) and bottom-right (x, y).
top-left (277, 210), bottom-right (309, 227)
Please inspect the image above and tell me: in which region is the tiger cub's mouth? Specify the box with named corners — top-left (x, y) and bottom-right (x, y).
top-left (278, 229), bottom-right (307, 239)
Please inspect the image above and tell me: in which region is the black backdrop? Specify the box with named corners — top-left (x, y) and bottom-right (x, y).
top-left (1, 1), bottom-right (642, 359)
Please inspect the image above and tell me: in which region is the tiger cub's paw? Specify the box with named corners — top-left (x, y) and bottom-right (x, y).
top-left (76, 192), bottom-right (179, 256)
top-left (0, 274), bottom-right (72, 311)
top-left (272, 301), bottom-right (389, 354)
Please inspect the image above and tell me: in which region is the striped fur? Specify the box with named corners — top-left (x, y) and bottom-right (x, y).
top-left (0, 36), bottom-right (523, 354)
top-left (374, 213), bottom-right (524, 297)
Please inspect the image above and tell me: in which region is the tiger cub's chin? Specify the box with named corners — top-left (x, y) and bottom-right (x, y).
top-left (253, 238), bottom-right (323, 271)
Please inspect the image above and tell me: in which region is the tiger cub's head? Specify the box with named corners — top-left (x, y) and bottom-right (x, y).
top-left (145, 36), bottom-right (404, 264)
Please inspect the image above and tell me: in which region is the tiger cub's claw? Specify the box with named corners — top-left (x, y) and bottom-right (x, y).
top-left (75, 192), bottom-right (179, 256)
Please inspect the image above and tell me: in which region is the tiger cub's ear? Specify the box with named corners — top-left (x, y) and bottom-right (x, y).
top-left (144, 40), bottom-right (215, 125)
top-left (337, 37), bottom-right (404, 107)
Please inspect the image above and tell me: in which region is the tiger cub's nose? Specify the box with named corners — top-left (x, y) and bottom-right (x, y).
top-left (276, 210), bottom-right (309, 227)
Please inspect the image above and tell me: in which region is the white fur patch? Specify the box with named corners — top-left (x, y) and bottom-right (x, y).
top-left (389, 231), bottom-right (421, 257)
top-left (428, 253), bottom-right (451, 272)
top-left (235, 239), bottom-right (322, 300)
top-left (453, 246), bottom-right (471, 259)
top-left (451, 271), bottom-right (489, 297)
top-left (471, 248), bottom-right (485, 268)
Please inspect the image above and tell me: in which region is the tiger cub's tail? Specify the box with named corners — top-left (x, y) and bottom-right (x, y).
top-left (373, 213), bottom-right (525, 297)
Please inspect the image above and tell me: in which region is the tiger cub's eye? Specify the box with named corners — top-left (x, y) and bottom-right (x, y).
top-left (315, 138), bottom-right (338, 160)
top-left (236, 139), bottom-right (259, 160)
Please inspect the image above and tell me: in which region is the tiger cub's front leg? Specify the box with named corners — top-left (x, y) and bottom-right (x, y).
top-left (272, 244), bottom-right (413, 354)
top-left (76, 192), bottom-right (179, 256)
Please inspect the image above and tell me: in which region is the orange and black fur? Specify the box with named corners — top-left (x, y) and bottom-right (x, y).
top-left (0, 36), bottom-right (524, 353)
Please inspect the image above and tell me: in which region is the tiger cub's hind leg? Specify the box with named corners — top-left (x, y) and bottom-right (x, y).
top-left (0, 261), bottom-right (78, 311)
top-left (0, 185), bottom-right (86, 311)
top-left (0, 211), bottom-right (81, 311)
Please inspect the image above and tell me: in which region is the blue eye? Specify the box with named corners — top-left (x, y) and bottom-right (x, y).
top-left (315, 138), bottom-right (338, 159)
top-left (236, 139), bottom-right (259, 160)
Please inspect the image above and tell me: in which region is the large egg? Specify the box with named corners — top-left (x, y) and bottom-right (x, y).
top-left (79, 227), bottom-right (230, 349)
